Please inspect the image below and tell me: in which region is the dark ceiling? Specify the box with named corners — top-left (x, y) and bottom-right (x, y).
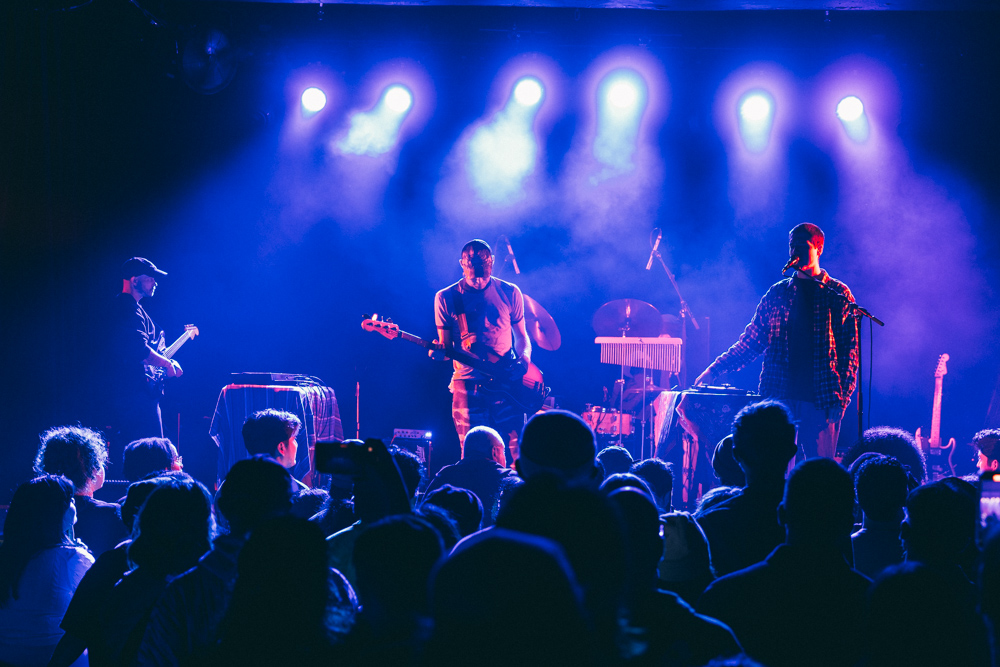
top-left (188, 0), bottom-right (999, 9)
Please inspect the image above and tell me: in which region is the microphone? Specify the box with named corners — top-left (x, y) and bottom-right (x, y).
top-left (503, 236), bottom-right (520, 275)
top-left (645, 229), bottom-right (662, 271)
top-left (782, 256), bottom-right (801, 273)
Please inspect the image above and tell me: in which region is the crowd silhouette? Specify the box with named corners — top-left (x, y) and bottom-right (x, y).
top-left (1, 403), bottom-right (998, 666)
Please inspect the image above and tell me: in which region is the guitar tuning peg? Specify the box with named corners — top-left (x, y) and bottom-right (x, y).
top-left (386, 317), bottom-right (393, 324)
top-left (363, 313), bottom-right (370, 320)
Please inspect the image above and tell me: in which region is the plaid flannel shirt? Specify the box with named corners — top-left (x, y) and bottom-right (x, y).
top-left (708, 271), bottom-right (860, 414)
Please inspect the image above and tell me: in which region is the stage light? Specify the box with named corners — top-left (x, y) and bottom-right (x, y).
top-left (301, 87), bottom-right (327, 113)
top-left (836, 96), bottom-right (864, 122)
top-left (594, 69), bottom-right (647, 171)
top-left (384, 85), bottom-right (413, 114)
top-left (514, 77), bottom-right (543, 107)
top-left (463, 75), bottom-right (546, 205)
top-left (336, 84), bottom-right (414, 156)
top-left (737, 89), bottom-right (775, 154)
top-left (836, 95), bottom-right (869, 143)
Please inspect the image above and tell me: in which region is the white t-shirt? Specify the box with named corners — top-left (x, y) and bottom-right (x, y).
top-left (0, 545), bottom-right (94, 666)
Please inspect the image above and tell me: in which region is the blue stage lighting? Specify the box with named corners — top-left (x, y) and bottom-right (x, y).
top-left (384, 85), bottom-right (413, 114)
top-left (594, 69), bottom-right (647, 171)
top-left (514, 77), bottom-right (544, 107)
top-left (737, 89), bottom-right (775, 153)
top-left (337, 84), bottom-right (414, 156)
top-left (836, 95), bottom-right (869, 143)
top-left (301, 87), bottom-right (327, 113)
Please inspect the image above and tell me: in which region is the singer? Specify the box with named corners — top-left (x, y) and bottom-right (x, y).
top-left (431, 239), bottom-right (532, 463)
top-left (694, 223), bottom-right (859, 459)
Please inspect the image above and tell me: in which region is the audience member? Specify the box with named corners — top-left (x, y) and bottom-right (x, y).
top-left (346, 514), bottom-right (444, 665)
top-left (599, 472), bottom-right (654, 498)
top-left (901, 478), bottom-right (978, 598)
top-left (207, 516), bottom-right (354, 666)
top-left (974, 428), bottom-right (1000, 472)
top-left (122, 437), bottom-right (181, 482)
top-left (980, 522), bottom-right (1000, 661)
top-left (696, 401), bottom-right (797, 576)
top-left (862, 562), bottom-right (991, 667)
top-left (426, 529), bottom-right (596, 667)
top-left (51, 474), bottom-right (185, 667)
top-left (421, 484), bottom-right (483, 537)
top-left (699, 459), bottom-right (871, 667)
top-left (34, 426), bottom-right (127, 557)
top-left (414, 504), bottom-right (463, 551)
top-left (311, 494), bottom-right (357, 538)
top-left (96, 478), bottom-right (214, 666)
top-left (496, 476), bottom-right (625, 663)
top-left (695, 486), bottom-right (740, 514)
top-left (842, 426), bottom-right (927, 484)
top-left (242, 409), bottom-right (306, 487)
top-left (851, 454), bottom-right (908, 577)
top-left (389, 445), bottom-right (425, 503)
top-left (495, 474), bottom-right (524, 522)
top-left (291, 487), bottom-right (330, 520)
top-left (597, 445), bottom-right (633, 477)
top-left (138, 457), bottom-right (296, 666)
top-left (607, 488), bottom-right (742, 666)
top-left (658, 511), bottom-right (716, 606)
top-left (514, 410), bottom-right (601, 487)
top-left (711, 435), bottom-right (746, 488)
top-left (423, 426), bottom-right (513, 527)
top-left (631, 458), bottom-right (674, 512)
top-left (0, 476), bottom-right (93, 667)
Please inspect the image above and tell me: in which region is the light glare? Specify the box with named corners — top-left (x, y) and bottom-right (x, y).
top-left (740, 94), bottom-right (771, 122)
top-left (608, 80), bottom-right (639, 109)
top-left (837, 96), bottom-right (864, 122)
top-left (514, 78), bottom-right (543, 106)
top-left (384, 85), bottom-right (413, 114)
top-left (301, 87), bottom-right (327, 113)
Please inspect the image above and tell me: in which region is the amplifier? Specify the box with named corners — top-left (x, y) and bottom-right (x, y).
top-left (391, 429), bottom-right (434, 471)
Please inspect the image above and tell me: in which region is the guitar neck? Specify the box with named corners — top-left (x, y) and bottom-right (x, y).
top-left (929, 376), bottom-right (944, 447)
top-left (162, 331), bottom-right (193, 359)
top-left (394, 329), bottom-right (497, 375)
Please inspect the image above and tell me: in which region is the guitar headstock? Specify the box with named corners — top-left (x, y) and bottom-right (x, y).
top-left (935, 353), bottom-right (950, 378)
top-left (184, 324), bottom-right (200, 339)
top-left (361, 316), bottom-right (400, 340)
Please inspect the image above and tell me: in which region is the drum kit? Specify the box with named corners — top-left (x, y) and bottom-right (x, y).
top-left (515, 291), bottom-right (678, 459)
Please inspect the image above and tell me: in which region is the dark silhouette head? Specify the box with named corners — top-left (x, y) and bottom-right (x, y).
top-left (658, 511), bottom-right (716, 601)
top-left (607, 487), bottom-right (662, 597)
top-left (731, 401), bottom-right (797, 482)
top-left (389, 446), bottom-right (424, 502)
top-left (780, 458), bottom-right (855, 545)
top-left (0, 475), bottom-right (76, 606)
top-left (122, 437), bottom-right (178, 482)
top-left (215, 455), bottom-right (296, 535)
top-left (34, 425), bottom-right (109, 493)
top-left (241, 409), bottom-right (301, 459)
top-left (855, 455), bottom-right (909, 523)
top-left (415, 504), bottom-right (462, 552)
top-left (352, 514), bottom-right (444, 625)
top-left (902, 479), bottom-right (977, 567)
top-left (422, 484), bottom-right (483, 537)
top-left (428, 529), bottom-right (593, 666)
top-left (631, 458), bottom-right (674, 512)
top-left (974, 428), bottom-right (1000, 472)
top-left (600, 472), bottom-right (654, 499)
top-left (127, 478), bottom-right (214, 577)
top-left (712, 435), bottom-right (746, 487)
top-left (516, 410), bottom-right (599, 486)
top-left (597, 445), bottom-right (634, 477)
top-left (843, 426), bottom-right (927, 484)
top-left (120, 473), bottom-right (193, 533)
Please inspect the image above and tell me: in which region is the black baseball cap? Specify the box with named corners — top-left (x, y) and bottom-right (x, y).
top-left (121, 257), bottom-right (167, 279)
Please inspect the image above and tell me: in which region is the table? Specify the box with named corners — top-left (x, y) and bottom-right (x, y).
top-left (210, 384), bottom-right (344, 484)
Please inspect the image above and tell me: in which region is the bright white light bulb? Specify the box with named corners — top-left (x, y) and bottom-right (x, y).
top-left (607, 80), bottom-right (639, 109)
top-left (301, 87), bottom-right (327, 113)
top-left (837, 96), bottom-right (864, 122)
top-left (514, 78), bottom-right (543, 106)
top-left (740, 94), bottom-right (771, 122)
top-left (384, 85), bottom-right (413, 114)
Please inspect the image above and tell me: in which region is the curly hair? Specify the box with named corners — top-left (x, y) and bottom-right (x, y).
top-left (34, 425), bottom-right (109, 492)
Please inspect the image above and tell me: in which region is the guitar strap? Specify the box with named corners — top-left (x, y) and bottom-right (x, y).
top-left (453, 281), bottom-right (473, 343)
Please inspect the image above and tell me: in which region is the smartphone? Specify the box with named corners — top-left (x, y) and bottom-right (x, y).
top-left (314, 438), bottom-right (386, 475)
top-left (981, 471), bottom-right (1000, 527)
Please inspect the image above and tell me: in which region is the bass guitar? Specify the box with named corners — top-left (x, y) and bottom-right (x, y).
top-left (361, 316), bottom-right (548, 413)
top-left (145, 324), bottom-right (200, 394)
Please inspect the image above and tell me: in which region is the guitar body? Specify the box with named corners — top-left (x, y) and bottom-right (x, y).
top-left (362, 317), bottom-right (549, 413)
top-left (143, 325), bottom-right (199, 396)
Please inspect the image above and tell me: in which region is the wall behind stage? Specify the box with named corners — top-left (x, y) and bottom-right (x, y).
top-left (2, 4), bottom-right (999, 500)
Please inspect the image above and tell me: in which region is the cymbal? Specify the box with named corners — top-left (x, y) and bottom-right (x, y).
top-left (592, 299), bottom-right (662, 338)
top-left (523, 294), bottom-right (561, 351)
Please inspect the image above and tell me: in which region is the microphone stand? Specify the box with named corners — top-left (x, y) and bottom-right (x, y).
top-left (793, 269), bottom-right (884, 439)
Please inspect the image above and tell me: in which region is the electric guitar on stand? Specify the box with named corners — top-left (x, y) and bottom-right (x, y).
top-left (361, 315), bottom-right (548, 413)
top-left (915, 353), bottom-right (956, 480)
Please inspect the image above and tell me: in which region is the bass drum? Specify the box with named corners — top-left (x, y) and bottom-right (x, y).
top-left (581, 407), bottom-right (633, 437)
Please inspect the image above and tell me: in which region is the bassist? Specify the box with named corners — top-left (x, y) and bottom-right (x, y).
top-left (432, 240), bottom-right (532, 463)
top-left (108, 257), bottom-right (182, 468)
